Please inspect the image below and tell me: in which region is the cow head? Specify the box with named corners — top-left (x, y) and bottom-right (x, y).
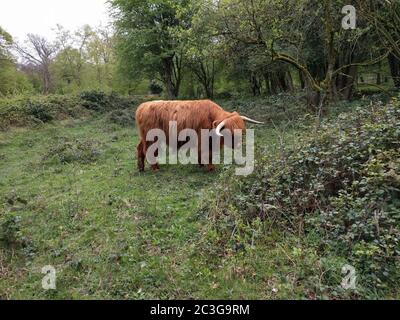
top-left (213, 112), bottom-right (264, 147)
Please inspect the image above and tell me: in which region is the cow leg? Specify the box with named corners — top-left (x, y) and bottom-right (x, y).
top-left (145, 141), bottom-right (160, 171)
top-left (137, 140), bottom-right (145, 172)
top-left (198, 134), bottom-right (209, 169)
top-left (208, 147), bottom-right (215, 172)
top-left (198, 148), bottom-right (204, 167)
top-left (151, 151), bottom-right (160, 171)
top-left (198, 146), bottom-right (215, 172)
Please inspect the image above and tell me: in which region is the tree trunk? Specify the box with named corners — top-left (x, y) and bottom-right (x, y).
top-left (210, 59), bottom-right (215, 99)
top-left (306, 87), bottom-right (322, 113)
top-left (42, 65), bottom-right (51, 94)
top-left (269, 72), bottom-right (279, 94)
top-left (250, 72), bottom-right (261, 96)
top-left (162, 57), bottom-right (180, 99)
top-left (388, 53), bottom-right (400, 88)
top-left (277, 70), bottom-right (288, 91)
top-left (322, 0), bottom-right (337, 110)
top-left (343, 66), bottom-right (357, 101)
top-left (299, 70), bottom-right (305, 89)
top-left (264, 73), bottom-right (271, 95)
top-left (336, 65), bottom-right (357, 101)
top-left (203, 63), bottom-right (214, 99)
top-left (193, 60), bottom-right (215, 99)
top-left (285, 70), bottom-right (294, 92)
top-left (188, 72), bottom-right (195, 99)
top-left (207, 87), bottom-right (214, 99)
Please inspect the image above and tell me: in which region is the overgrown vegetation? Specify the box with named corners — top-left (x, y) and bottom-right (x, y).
top-left (201, 97), bottom-right (400, 298)
top-left (1, 0), bottom-right (400, 301)
top-left (0, 91), bottom-right (143, 130)
top-left (1, 93), bottom-right (399, 299)
top-left (42, 137), bottom-right (103, 165)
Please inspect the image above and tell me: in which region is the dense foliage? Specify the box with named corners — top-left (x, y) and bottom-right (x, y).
top-left (2, 0), bottom-right (399, 100)
top-left (203, 98), bottom-right (400, 297)
top-left (0, 91), bottom-right (143, 130)
top-left (109, 0), bottom-right (400, 107)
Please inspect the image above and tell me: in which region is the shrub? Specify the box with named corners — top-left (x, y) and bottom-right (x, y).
top-left (203, 98), bottom-right (400, 296)
top-left (0, 209), bottom-right (35, 258)
top-left (0, 192), bottom-right (32, 253)
top-left (0, 91), bottom-right (144, 130)
top-left (26, 99), bottom-right (55, 123)
top-left (80, 90), bottom-right (109, 111)
top-left (80, 90), bottom-right (141, 112)
top-left (106, 109), bottom-right (134, 127)
top-left (215, 91), bottom-right (233, 99)
top-left (0, 95), bottom-right (79, 129)
top-left (149, 81), bottom-right (163, 95)
top-left (217, 93), bottom-right (309, 124)
top-left (43, 137), bottom-right (103, 165)
top-left (0, 212), bottom-right (22, 247)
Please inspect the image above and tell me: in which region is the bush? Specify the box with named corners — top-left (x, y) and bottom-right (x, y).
top-left (0, 192), bottom-right (32, 252)
top-left (0, 95), bottom-right (81, 129)
top-left (203, 98), bottom-right (400, 296)
top-left (106, 109), bottom-right (134, 127)
top-left (0, 91), bottom-right (145, 130)
top-left (0, 212), bottom-right (22, 247)
top-left (0, 208), bottom-right (35, 258)
top-left (26, 100), bottom-right (56, 123)
top-left (217, 93), bottom-right (309, 124)
top-left (149, 81), bottom-right (163, 95)
top-left (43, 137), bottom-right (103, 165)
top-left (80, 90), bottom-right (142, 112)
top-left (80, 91), bottom-right (110, 111)
top-left (215, 91), bottom-right (233, 99)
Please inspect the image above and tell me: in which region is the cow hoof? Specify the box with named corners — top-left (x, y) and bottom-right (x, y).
top-left (151, 164), bottom-right (160, 171)
top-left (207, 165), bottom-right (215, 172)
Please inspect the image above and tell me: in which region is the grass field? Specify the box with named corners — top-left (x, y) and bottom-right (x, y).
top-left (0, 107), bottom-right (305, 299)
top-left (1, 95), bottom-right (399, 300)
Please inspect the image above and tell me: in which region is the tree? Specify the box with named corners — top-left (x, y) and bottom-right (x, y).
top-left (0, 26), bottom-right (32, 96)
top-left (357, 0), bottom-right (400, 88)
top-left (184, 1), bottom-right (220, 98)
top-left (52, 25), bottom-right (118, 93)
top-left (216, 0), bottom-right (389, 113)
top-left (112, 0), bottom-right (195, 99)
top-left (15, 34), bottom-right (58, 94)
top-left (54, 25), bottom-right (93, 89)
top-left (86, 25), bottom-right (115, 88)
top-left (0, 26), bottom-right (12, 61)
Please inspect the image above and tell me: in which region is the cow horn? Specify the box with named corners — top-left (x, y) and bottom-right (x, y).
top-left (215, 121), bottom-right (226, 137)
top-left (240, 116), bottom-right (264, 124)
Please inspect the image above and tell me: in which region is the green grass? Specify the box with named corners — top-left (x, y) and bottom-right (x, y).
top-left (2, 96), bottom-right (397, 300)
top-left (0, 113), bottom-right (307, 299)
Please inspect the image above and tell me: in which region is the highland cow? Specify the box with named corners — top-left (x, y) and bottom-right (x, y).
top-left (135, 100), bottom-right (263, 172)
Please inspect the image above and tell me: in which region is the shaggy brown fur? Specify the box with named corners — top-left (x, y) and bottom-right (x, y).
top-left (135, 100), bottom-right (246, 172)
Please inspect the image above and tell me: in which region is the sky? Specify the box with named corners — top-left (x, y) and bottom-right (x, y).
top-left (0, 0), bottom-right (111, 41)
